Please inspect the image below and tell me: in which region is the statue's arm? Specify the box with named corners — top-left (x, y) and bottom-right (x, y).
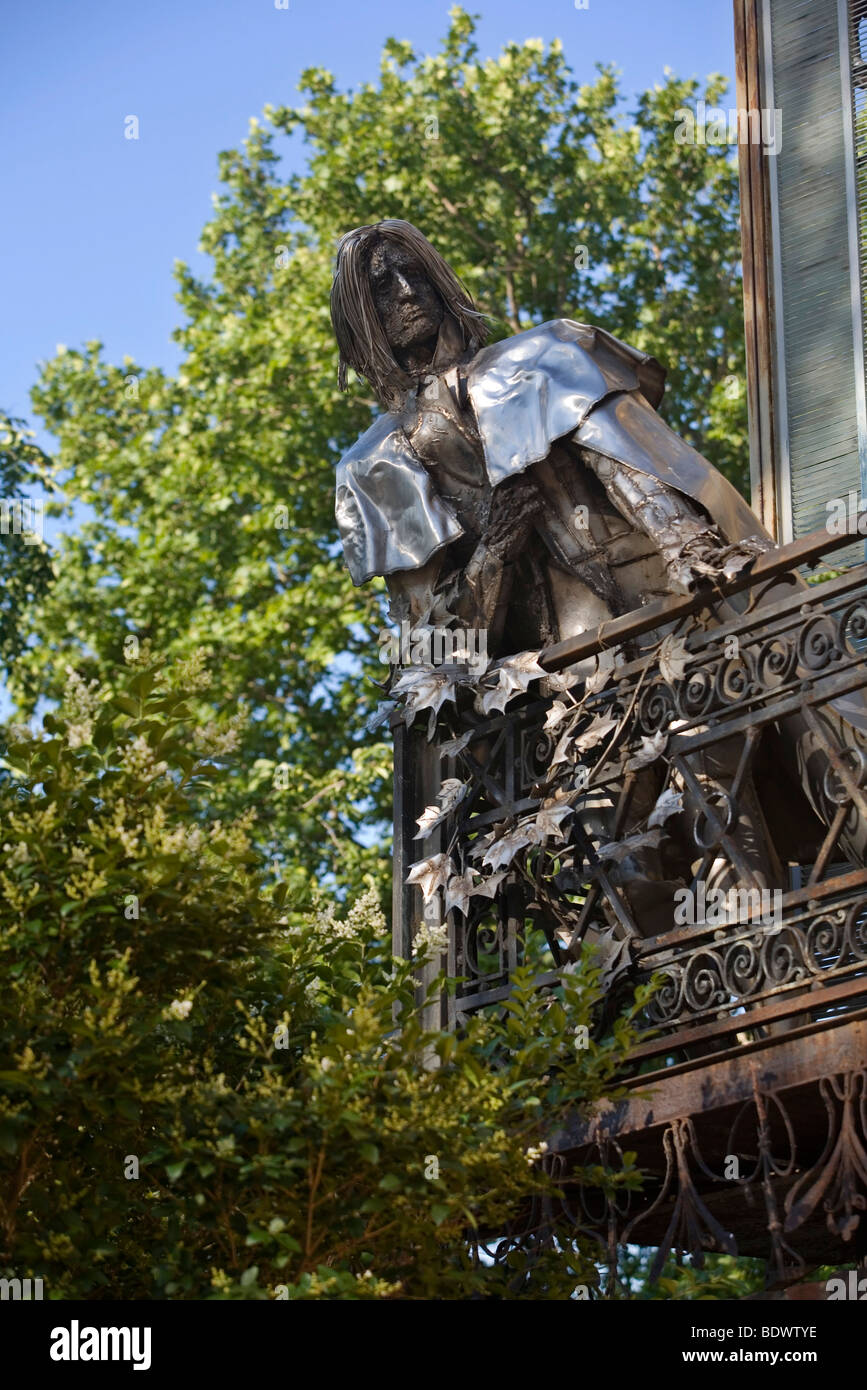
top-left (580, 448), bottom-right (768, 594)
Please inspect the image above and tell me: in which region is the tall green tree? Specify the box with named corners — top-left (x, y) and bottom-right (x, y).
top-left (10, 8), bottom-right (747, 899)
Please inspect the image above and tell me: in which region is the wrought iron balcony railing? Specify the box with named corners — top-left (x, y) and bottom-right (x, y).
top-left (393, 521), bottom-right (867, 1059)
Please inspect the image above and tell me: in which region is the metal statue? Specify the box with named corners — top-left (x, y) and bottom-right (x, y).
top-left (330, 220), bottom-right (867, 942)
top-left (331, 220), bottom-right (770, 652)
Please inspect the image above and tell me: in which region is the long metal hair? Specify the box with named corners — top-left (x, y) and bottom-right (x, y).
top-left (330, 219), bottom-right (488, 408)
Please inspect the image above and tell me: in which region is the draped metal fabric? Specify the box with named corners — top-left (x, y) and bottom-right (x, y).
top-left (334, 319), bottom-right (767, 586)
top-left (334, 412), bottom-right (465, 588)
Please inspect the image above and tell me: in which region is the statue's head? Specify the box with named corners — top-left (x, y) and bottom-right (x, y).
top-left (330, 219), bottom-right (488, 408)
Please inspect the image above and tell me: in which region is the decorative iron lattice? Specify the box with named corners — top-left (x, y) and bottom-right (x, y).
top-left (400, 550), bottom-right (867, 1033)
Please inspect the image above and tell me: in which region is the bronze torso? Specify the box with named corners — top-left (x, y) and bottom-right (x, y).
top-left (398, 362), bottom-right (671, 642)
top-left (401, 367), bottom-right (491, 561)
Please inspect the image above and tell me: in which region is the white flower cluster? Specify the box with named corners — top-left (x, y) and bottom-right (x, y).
top-left (103, 801), bottom-right (141, 857)
top-left (2, 840), bottom-right (30, 867)
top-left (119, 735), bottom-right (169, 783)
top-left (166, 998), bottom-right (193, 1020)
top-left (158, 823), bottom-right (204, 856)
top-left (62, 667), bottom-right (103, 747)
top-left (413, 920), bottom-right (450, 959)
top-left (311, 899), bottom-right (346, 939)
top-left (123, 636), bottom-right (153, 667)
top-left (172, 648), bottom-right (213, 693)
top-left (193, 708), bottom-right (247, 759)
top-left (63, 666), bottom-right (103, 721)
top-left (524, 1141), bottom-right (549, 1165)
top-left (342, 885), bottom-right (386, 939)
top-left (311, 886), bottom-right (385, 943)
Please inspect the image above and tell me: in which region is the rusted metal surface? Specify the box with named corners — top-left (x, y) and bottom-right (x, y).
top-left (492, 1023), bottom-right (867, 1284)
top-left (560, 1020), bottom-right (867, 1148)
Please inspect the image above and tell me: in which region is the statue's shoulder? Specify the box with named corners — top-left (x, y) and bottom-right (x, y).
top-left (469, 320), bottom-right (666, 410)
top-left (333, 407), bottom-right (464, 586)
top-left (336, 410), bottom-right (409, 482)
top-left (462, 320), bottom-right (667, 484)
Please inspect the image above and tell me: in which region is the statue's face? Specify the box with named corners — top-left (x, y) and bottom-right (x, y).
top-left (368, 241), bottom-right (444, 351)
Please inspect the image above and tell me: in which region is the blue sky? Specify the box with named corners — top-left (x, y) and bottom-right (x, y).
top-left (2, 0), bottom-right (736, 431)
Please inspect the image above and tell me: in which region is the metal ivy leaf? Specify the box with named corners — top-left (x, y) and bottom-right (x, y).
top-left (470, 869), bottom-right (509, 900)
top-left (391, 666), bottom-right (461, 740)
top-left (406, 852), bottom-right (454, 903)
top-left (648, 787), bottom-right (684, 828)
top-left (551, 725), bottom-right (577, 768)
top-left (721, 542), bottom-right (764, 581)
top-left (659, 633), bottom-right (691, 684)
top-left (427, 592), bottom-right (464, 630)
top-left (474, 650), bottom-right (547, 716)
top-left (471, 797), bottom-right (574, 873)
top-left (627, 730), bottom-right (668, 770)
top-left (365, 700), bottom-right (394, 734)
top-left (591, 926), bottom-right (636, 993)
top-left (469, 819), bottom-right (510, 861)
top-left (584, 646), bottom-right (624, 696)
top-left (573, 713), bottom-right (620, 756)
top-left (443, 867), bottom-right (509, 915)
top-left (439, 729), bottom-right (473, 758)
top-left (547, 664), bottom-right (585, 693)
top-left (443, 870), bottom-right (477, 916)
top-left (533, 793), bottom-right (575, 842)
top-left (406, 578), bottom-right (462, 631)
top-left (414, 778), bottom-right (468, 839)
top-left (451, 642), bottom-right (490, 677)
top-left (594, 826), bottom-right (665, 863)
top-left (475, 823), bottom-right (542, 871)
top-left (544, 699), bottom-right (570, 732)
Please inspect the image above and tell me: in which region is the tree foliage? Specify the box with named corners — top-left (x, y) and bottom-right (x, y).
top-left (0, 653), bottom-right (647, 1298)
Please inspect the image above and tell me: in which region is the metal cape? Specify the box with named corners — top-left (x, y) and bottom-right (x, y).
top-left (334, 319), bottom-right (767, 586)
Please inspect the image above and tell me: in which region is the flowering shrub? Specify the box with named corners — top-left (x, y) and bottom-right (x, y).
top-left (0, 655), bottom-right (648, 1299)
